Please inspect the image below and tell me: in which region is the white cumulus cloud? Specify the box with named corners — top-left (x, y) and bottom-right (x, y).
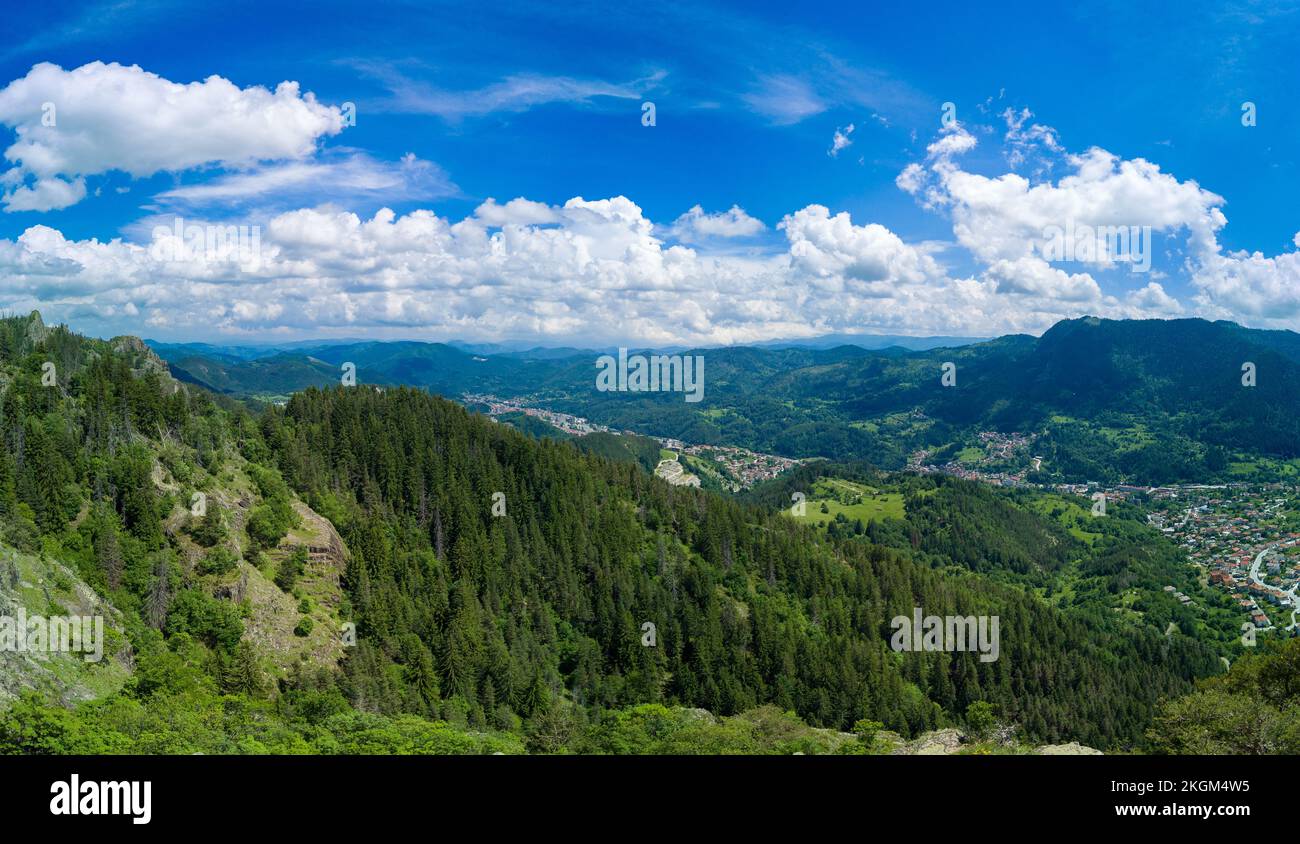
top-left (667, 205), bottom-right (765, 243)
top-left (0, 61), bottom-right (346, 211)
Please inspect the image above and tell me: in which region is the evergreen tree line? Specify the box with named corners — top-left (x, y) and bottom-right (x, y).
top-left (0, 315), bottom-right (1225, 749)
top-left (260, 386), bottom-right (1222, 747)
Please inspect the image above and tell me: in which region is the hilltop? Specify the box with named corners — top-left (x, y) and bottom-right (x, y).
top-left (0, 311), bottom-right (349, 706)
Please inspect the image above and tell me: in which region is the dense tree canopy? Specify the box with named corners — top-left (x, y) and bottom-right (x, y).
top-left (0, 314), bottom-right (1238, 753)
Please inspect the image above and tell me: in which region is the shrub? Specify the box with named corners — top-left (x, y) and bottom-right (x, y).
top-left (852, 718), bottom-right (884, 751)
top-left (199, 546), bottom-right (239, 576)
top-left (275, 546), bottom-right (308, 592)
top-left (246, 505), bottom-right (289, 550)
top-left (966, 701), bottom-right (997, 741)
top-left (165, 590), bottom-right (244, 651)
top-left (188, 502), bottom-right (227, 547)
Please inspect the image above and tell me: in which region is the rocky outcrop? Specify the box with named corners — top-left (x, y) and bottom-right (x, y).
top-left (292, 503), bottom-right (348, 596)
top-left (0, 546), bottom-right (132, 706)
top-left (1036, 742), bottom-right (1104, 755)
top-left (888, 726), bottom-right (1103, 755)
top-left (23, 310), bottom-right (50, 347)
top-left (156, 457), bottom-right (350, 679)
top-left (893, 728), bottom-right (965, 755)
top-left (235, 500), bottom-right (349, 677)
top-left (110, 335), bottom-right (180, 392)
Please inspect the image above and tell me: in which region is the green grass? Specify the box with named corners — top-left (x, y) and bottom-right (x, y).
top-left (1228, 457), bottom-right (1300, 478)
top-left (786, 478), bottom-right (905, 525)
top-left (1025, 493), bottom-right (1103, 545)
top-left (677, 454), bottom-right (713, 485)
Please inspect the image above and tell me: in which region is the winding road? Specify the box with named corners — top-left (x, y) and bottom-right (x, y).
top-left (1246, 543), bottom-right (1298, 630)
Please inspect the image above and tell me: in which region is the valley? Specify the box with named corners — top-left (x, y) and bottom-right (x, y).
top-left (0, 310), bottom-right (1296, 757)
top-left (907, 436), bottom-right (1300, 639)
top-left (7, 4), bottom-right (1300, 816)
top-left (469, 376), bottom-right (1300, 647)
top-left (154, 316), bottom-right (1300, 490)
top-left (465, 391), bottom-right (806, 490)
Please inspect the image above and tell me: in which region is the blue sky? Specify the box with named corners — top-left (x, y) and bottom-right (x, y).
top-left (0, 0), bottom-right (1298, 344)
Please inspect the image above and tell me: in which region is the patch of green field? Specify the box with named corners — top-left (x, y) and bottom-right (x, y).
top-left (678, 454), bottom-right (716, 484)
top-left (1025, 493), bottom-right (1103, 545)
top-left (786, 478), bottom-right (905, 525)
top-left (1229, 457), bottom-right (1300, 478)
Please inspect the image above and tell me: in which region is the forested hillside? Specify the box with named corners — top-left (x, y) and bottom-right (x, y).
top-left (533, 317), bottom-right (1300, 483)
top-left (746, 463), bottom-right (1247, 655)
top-left (0, 314), bottom-right (1231, 752)
top-left (1149, 637), bottom-right (1300, 754)
top-left (258, 384), bottom-right (1228, 746)
top-left (151, 316), bottom-right (1300, 484)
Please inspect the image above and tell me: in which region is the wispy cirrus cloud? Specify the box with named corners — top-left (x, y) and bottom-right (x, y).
top-left (742, 75), bottom-right (827, 125)
top-left (153, 150), bottom-right (457, 210)
top-left (352, 61), bottom-right (665, 121)
top-left (0, 0), bottom-right (179, 61)
top-left (740, 51), bottom-right (931, 126)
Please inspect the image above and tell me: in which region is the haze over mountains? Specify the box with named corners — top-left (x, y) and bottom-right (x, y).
top-left (148, 330), bottom-right (987, 364)
top-left (148, 316), bottom-right (1300, 486)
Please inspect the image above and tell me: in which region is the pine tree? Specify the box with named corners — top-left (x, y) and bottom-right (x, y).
top-left (225, 641), bottom-right (266, 697)
top-left (94, 511), bottom-right (125, 590)
top-left (145, 558), bottom-right (171, 629)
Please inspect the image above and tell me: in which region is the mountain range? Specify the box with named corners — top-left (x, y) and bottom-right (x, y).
top-left (149, 316), bottom-right (1300, 485)
top-left (0, 311), bottom-right (1244, 755)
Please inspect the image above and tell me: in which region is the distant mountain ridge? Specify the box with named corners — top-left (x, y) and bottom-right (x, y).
top-left (144, 316), bottom-right (1300, 483)
top-left (147, 330), bottom-right (986, 365)
top-left (0, 310), bottom-right (1251, 752)
top-left (750, 332), bottom-right (989, 351)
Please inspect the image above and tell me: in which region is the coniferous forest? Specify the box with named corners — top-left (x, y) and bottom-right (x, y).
top-left (0, 314), bottom-right (1243, 754)
top-left (8, 6), bottom-right (1300, 827)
